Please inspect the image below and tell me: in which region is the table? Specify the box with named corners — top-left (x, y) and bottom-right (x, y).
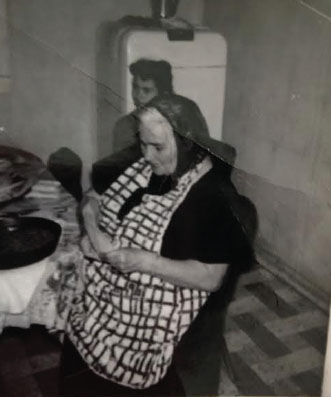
top-left (0, 168), bottom-right (82, 334)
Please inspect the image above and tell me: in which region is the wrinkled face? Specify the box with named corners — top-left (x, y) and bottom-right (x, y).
top-left (139, 108), bottom-right (177, 176)
top-left (132, 76), bottom-right (159, 107)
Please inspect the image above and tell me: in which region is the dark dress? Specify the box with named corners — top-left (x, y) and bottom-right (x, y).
top-left (60, 161), bottom-right (256, 396)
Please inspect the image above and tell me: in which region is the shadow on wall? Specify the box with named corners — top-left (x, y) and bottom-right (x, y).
top-left (232, 167), bottom-right (331, 310)
top-left (95, 20), bottom-right (123, 162)
top-left (204, 0), bottom-right (331, 308)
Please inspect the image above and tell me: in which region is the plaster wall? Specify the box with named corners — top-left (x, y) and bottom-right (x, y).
top-left (205, 0), bottom-right (331, 300)
top-left (0, 0), bottom-right (10, 133)
top-left (8, 0), bottom-right (203, 184)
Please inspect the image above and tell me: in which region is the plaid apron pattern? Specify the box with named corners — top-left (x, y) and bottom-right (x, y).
top-left (68, 157), bottom-right (212, 389)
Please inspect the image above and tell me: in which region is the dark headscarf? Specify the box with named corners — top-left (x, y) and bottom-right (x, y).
top-left (118, 95), bottom-right (211, 220)
top-left (137, 94), bottom-right (211, 176)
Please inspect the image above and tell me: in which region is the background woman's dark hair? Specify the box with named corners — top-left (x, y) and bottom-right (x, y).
top-left (129, 59), bottom-right (174, 95)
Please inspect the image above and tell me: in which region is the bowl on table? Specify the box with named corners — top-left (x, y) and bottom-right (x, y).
top-left (0, 216), bottom-right (62, 270)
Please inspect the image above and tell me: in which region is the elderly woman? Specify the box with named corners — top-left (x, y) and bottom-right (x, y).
top-left (60, 94), bottom-right (255, 396)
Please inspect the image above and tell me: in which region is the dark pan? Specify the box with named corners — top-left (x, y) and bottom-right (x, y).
top-left (0, 216), bottom-right (62, 270)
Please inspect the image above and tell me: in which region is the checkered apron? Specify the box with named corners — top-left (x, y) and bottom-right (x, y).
top-left (68, 157), bottom-right (212, 389)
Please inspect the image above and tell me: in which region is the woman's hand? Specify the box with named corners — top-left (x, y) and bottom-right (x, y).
top-left (80, 235), bottom-right (99, 260)
top-left (92, 230), bottom-right (119, 259)
top-left (105, 248), bottom-right (155, 274)
top-left (80, 232), bottom-right (119, 261)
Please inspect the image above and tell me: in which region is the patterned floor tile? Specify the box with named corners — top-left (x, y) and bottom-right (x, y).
top-left (291, 369), bottom-right (322, 396)
top-left (248, 306), bottom-right (280, 323)
top-left (230, 352), bottom-right (275, 395)
top-left (300, 327), bottom-right (328, 355)
top-left (240, 267), bottom-right (278, 284)
top-left (251, 347), bottom-right (323, 385)
top-left (233, 313), bottom-right (291, 358)
top-left (294, 297), bottom-right (323, 314)
top-left (232, 284), bottom-right (254, 299)
top-left (264, 310), bottom-right (328, 339)
top-left (228, 294), bottom-right (266, 315)
top-left (217, 368), bottom-right (240, 396)
top-left (224, 316), bottom-right (238, 333)
top-left (245, 282), bottom-right (298, 318)
top-left (269, 377), bottom-right (303, 395)
top-left (0, 266), bottom-right (328, 397)
top-left (257, 268), bottom-right (280, 281)
top-left (281, 333), bottom-right (310, 352)
top-left (312, 365), bottom-right (325, 378)
top-left (237, 269), bottom-right (268, 285)
top-left (262, 275), bottom-right (290, 290)
top-left (272, 286), bottom-right (302, 303)
top-left (234, 344), bottom-right (268, 366)
top-left (225, 329), bottom-right (254, 352)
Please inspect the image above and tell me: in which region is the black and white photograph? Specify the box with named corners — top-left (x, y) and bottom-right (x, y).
top-left (0, 0), bottom-right (330, 396)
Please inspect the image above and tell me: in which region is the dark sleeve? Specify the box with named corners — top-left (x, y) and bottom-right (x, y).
top-left (162, 188), bottom-right (256, 273)
top-left (194, 194), bottom-right (256, 273)
top-left (212, 196), bottom-right (256, 272)
top-left (208, 195), bottom-right (257, 308)
top-left (162, 188), bottom-right (256, 310)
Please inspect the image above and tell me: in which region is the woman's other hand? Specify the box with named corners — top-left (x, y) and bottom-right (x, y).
top-left (106, 249), bottom-right (229, 292)
top-left (106, 248), bottom-right (155, 274)
top-left (92, 230), bottom-right (118, 258)
top-left (80, 232), bottom-right (119, 261)
top-left (80, 235), bottom-right (99, 260)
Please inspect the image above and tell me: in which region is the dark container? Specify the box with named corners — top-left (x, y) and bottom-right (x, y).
top-left (150, 0), bottom-right (179, 19)
top-left (0, 216), bottom-right (61, 269)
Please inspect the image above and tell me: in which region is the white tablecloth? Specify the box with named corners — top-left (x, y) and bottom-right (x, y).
top-left (0, 258), bottom-right (48, 313)
top-left (0, 173), bottom-right (81, 333)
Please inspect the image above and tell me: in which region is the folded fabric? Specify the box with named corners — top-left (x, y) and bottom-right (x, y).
top-left (25, 180), bottom-right (61, 199)
top-left (0, 258), bottom-right (49, 314)
top-left (31, 180), bottom-right (61, 190)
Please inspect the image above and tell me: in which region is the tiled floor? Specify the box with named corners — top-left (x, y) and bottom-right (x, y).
top-left (220, 268), bottom-right (328, 396)
top-left (0, 266), bottom-right (328, 396)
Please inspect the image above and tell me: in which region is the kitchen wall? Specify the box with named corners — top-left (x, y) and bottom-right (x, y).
top-left (204, 0), bottom-right (331, 305)
top-left (6, 0), bottom-right (330, 303)
top-left (7, 0), bottom-right (203, 185)
top-left (0, 0), bottom-right (10, 135)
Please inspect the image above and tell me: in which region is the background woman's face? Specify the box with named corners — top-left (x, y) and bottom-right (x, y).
top-left (132, 76), bottom-right (159, 107)
top-left (139, 108), bottom-right (178, 176)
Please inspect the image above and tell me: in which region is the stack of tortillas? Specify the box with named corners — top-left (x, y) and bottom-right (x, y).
top-left (0, 146), bottom-right (44, 203)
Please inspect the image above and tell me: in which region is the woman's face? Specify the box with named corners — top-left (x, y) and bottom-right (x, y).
top-left (139, 108), bottom-right (177, 176)
top-left (132, 76), bottom-right (159, 107)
